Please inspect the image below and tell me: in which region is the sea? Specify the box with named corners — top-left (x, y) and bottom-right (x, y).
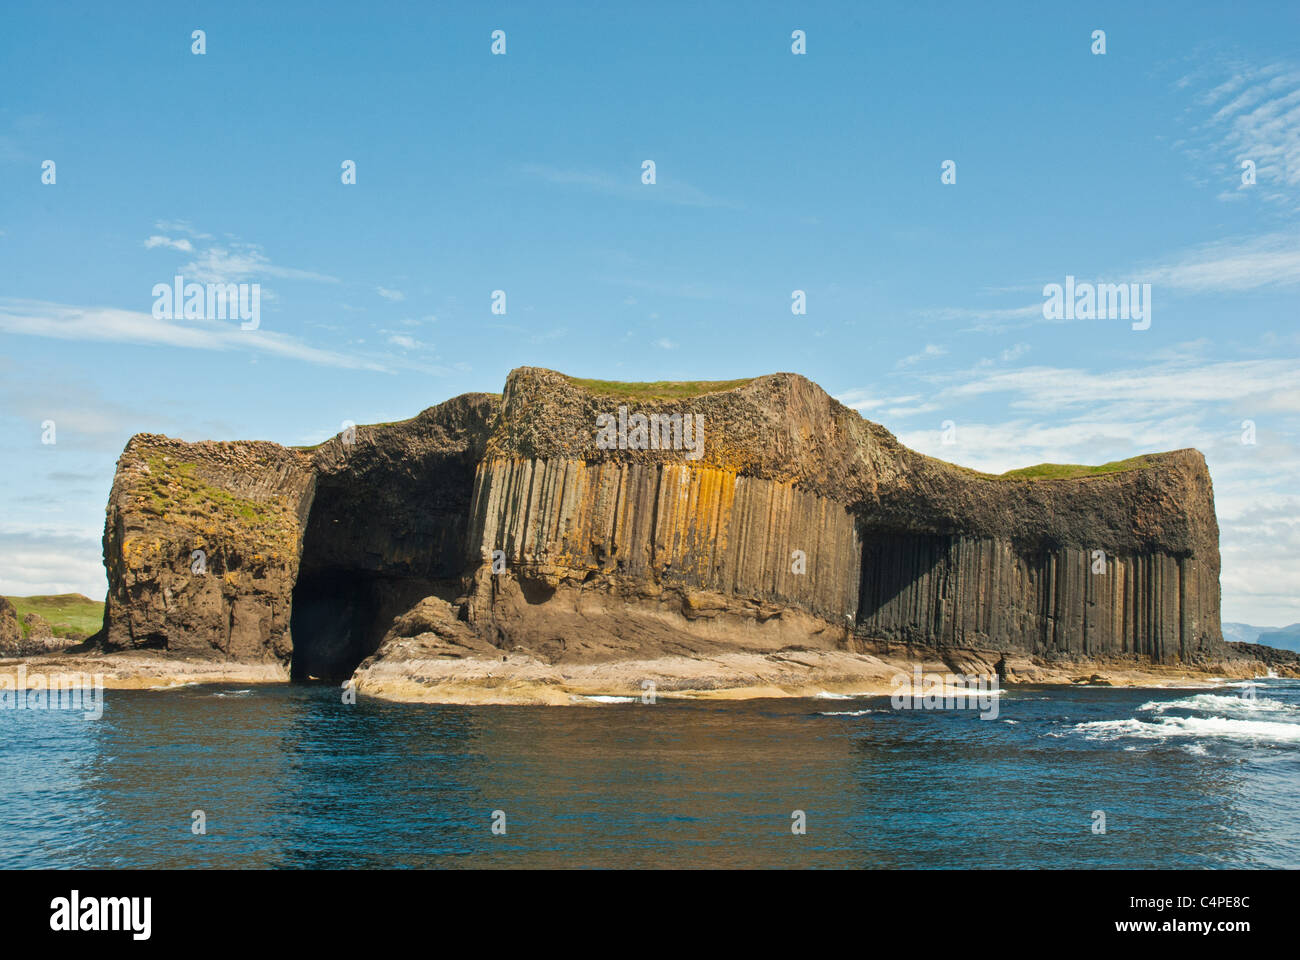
top-left (2, 676), bottom-right (1298, 868)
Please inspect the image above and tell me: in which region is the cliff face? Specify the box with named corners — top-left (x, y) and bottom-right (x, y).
top-left (90, 367), bottom-right (1230, 681)
top-left (100, 435), bottom-right (315, 658)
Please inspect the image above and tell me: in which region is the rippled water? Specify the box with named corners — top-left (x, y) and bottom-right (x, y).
top-left (2, 677), bottom-right (1298, 868)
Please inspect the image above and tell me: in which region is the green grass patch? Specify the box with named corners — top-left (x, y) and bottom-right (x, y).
top-left (564, 376), bottom-right (756, 400)
top-left (5, 594), bottom-right (103, 638)
top-left (138, 453), bottom-right (296, 552)
top-left (145, 455), bottom-right (275, 525)
top-left (924, 453), bottom-right (1160, 482)
top-left (994, 455), bottom-right (1158, 480)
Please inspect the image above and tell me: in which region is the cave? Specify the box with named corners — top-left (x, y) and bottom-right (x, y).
top-left (288, 445), bottom-right (482, 681)
top-left (288, 569), bottom-right (384, 681)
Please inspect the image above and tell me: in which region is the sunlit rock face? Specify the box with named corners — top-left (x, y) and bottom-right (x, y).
top-left (93, 366), bottom-right (1227, 677)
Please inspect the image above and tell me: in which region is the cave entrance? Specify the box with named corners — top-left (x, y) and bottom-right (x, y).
top-left (285, 433), bottom-right (482, 681)
top-left (289, 570), bottom-right (384, 681)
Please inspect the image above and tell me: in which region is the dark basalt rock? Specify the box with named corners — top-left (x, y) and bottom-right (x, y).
top-left (1227, 641), bottom-right (1300, 671)
top-left (89, 367), bottom-right (1240, 678)
top-left (0, 598), bottom-right (21, 654)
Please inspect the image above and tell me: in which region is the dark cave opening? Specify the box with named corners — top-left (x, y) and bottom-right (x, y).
top-left (289, 569), bottom-right (384, 681)
top-left (286, 451), bottom-right (481, 682)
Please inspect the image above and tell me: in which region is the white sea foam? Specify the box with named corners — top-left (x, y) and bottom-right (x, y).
top-left (814, 691), bottom-right (853, 700)
top-left (1075, 715), bottom-right (1300, 744)
top-left (1139, 693), bottom-right (1296, 717)
top-left (579, 695), bottom-right (637, 703)
top-left (818, 709), bottom-right (878, 717)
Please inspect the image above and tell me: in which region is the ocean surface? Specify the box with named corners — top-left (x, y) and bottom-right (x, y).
top-left (2, 676), bottom-right (1298, 869)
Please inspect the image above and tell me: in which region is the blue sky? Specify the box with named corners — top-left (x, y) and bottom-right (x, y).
top-left (2, 1), bottom-right (1299, 624)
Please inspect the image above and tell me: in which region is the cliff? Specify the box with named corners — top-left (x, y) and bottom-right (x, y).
top-left (79, 366), bottom-right (1254, 697)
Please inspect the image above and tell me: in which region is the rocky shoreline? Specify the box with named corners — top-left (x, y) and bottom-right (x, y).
top-left (3, 641), bottom-right (1287, 706)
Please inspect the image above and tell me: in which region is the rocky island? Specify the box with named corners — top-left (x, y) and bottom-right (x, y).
top-left (10, 367), bottom-right (1291, 702)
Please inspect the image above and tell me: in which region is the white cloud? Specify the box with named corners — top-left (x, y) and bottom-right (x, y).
top-left (144, 235), bottom-right (193, 252)
top-left (0, 299), bottom-right (389, 371)
top-left (182, 245), bottom-right (338, 285)
top-left (0, 529), bottom-right (106, 600)
top-left (1178, 59), bottom-right (1300, 210)
top-left (896, 343), bottom-right (948, 368)
top-left (154, 219), bottom-right (212, 240)
top-left (377, 286), bottom-right (405, 302)
top-left (927, 233), bottom-right (1300, 334)
top-left (1137, 233), bottom-right (1300, 292)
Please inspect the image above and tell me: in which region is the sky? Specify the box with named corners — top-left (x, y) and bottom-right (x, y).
top-left (1, 1), bottom-right (1298, 625)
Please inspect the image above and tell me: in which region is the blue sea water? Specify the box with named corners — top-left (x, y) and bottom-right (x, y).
top-left (1, 677), bottom-right (1298, 868)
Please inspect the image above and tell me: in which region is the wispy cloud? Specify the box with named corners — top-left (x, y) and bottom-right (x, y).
top-left (896, 343), bottom-right (948, 368)
top-left (153, 220), bottom-right (212, 240)
top-left (181, 244), bottom-right (338, 285)
top-left (923, 233), bottom-right (1300, 334)
top-left (0, 299), bottom-right (388, 371)
top-left (145, 221), bottom-right (337, 285)
top-left (1176, 58), bottom-right (1300, 210)
top-left (1137, 233), bottom-right (1300, 292)
top-left (144, 235), bottom-right (193, 252)
top-left (376, 286), bottom-right (405, 301)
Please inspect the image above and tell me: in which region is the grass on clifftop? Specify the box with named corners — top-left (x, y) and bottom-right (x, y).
top-left (936, 454), bottom-right (1159, 481)
top-left (139, 453), bottom-right (298, 554)
top-left (565, 376), bottom-right (755, 400)
top-left (5, 594), bottom-right (104, 638)
top-left (994, 455), bottom-right (1159, 480)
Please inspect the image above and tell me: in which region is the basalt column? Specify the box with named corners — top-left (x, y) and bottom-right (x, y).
top-left (467, 458), bottom-right (862, 626)
top-left (855, 533), bottom-right (1221, 663)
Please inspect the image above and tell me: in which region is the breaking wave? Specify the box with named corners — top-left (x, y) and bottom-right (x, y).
top-left (1139, 693), bottom-right (1296, 717)
top-left (1073, 682), bottom-right (1300, 746)
top-left (1075, 714), bottom-right (1300, 744)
